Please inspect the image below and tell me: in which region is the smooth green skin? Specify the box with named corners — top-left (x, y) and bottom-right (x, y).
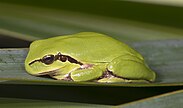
top-left (25, 32), bottom-right (156, 82)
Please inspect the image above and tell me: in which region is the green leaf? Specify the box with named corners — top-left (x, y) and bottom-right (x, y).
top-left (118, 89), bottom-right (183, 108)
top-left (0, 39), bottom-right (182, 86)
top-left (0, 2), bottom-right (183, 41)
top-left (0, 98), bottom-right (110, 108)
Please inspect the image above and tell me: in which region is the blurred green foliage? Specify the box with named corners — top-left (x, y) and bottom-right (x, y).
top-left (0, 0), bottom-right (183, 28)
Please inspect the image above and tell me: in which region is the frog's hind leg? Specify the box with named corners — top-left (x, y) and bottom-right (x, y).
top-left (105, 55), bottom-right (156, 83)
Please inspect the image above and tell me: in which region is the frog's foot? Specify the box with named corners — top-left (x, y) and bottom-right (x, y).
top-left (98, 77), bottom-right (149, 83)
top-left (48, 69), bottom-right (72, 81)
top-left (97, 71), bottom-right (149, 83)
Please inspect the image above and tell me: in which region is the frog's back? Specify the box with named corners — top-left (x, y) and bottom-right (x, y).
top-left (31, 32), bottom-right (142, 62)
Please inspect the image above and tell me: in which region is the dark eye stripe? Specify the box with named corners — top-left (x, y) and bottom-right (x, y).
top-left (28, 52), bottom-right (83, 66)
top-left (29, 59), bottom-right (41, 65)
top-left (60, 55), bottom-right (67, 62)
top-left (66, 56), bottom-right (83, 65)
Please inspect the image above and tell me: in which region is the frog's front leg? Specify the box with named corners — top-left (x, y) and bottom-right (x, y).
top-left (106, 55), bottom-right (156, 83)
top-left (70, 64), bottom-right (104, 81)
top-left (51, 63), bottom-right (104, 81)
top-left (50, 63), bottom-right (80, 80)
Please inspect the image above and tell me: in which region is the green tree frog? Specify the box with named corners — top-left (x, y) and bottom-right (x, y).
top-left (25, 32), bottom-right (156, 83)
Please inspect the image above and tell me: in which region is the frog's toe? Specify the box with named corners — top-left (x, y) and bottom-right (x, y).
top-left (50, 73), bottom-right (72, 81)
top-left (97, 77), bottom-right (126, 83)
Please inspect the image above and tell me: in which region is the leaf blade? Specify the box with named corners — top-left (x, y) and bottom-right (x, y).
top-left (0, 98), bottom-right (110, 108)
top-left (118, 89), bottom-right (183, 108)
top-left (0, 40), bottom-right (182, 87)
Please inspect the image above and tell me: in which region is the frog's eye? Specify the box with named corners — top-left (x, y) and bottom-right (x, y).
top-left (42, 55), bottom-right (55, 65)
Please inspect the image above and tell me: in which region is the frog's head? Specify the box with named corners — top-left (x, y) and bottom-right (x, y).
top-left (25, 39), bottom-right (70, 76)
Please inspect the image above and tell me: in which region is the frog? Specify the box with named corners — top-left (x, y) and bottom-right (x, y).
top-left (25, 32), bottom-right (156, 83)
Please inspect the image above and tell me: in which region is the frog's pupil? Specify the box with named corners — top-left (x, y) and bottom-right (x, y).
top-left (42, 55), bottom-right (54, 65)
